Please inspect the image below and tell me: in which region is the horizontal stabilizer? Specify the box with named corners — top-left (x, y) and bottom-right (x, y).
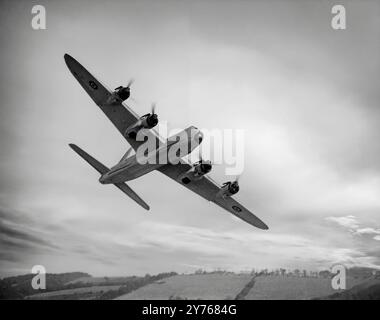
top-left (114, 182), bottom-right (150, 210)
top-left (69, 143), bottom-right (109, 174)
top-left (69, 143), bottom-right (149, 210)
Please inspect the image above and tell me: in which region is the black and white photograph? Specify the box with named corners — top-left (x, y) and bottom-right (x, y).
top-left (0, 0), bottom-right (379, 308)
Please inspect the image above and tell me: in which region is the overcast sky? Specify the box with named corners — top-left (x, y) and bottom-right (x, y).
top-left (1, 0), bottom-right (380, 277)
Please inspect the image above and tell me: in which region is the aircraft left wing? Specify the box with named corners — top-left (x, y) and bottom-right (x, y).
top-left (157, 163), bottom-right (269, 230)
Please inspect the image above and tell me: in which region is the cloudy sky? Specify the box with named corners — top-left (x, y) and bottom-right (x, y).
top-left (1, 0), bottom-right (380, 278)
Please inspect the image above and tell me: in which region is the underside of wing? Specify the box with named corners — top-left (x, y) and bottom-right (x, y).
top-left (157, 163), bottom-right (268, 230)
top-left (213, 195), bottom-right (268, 230)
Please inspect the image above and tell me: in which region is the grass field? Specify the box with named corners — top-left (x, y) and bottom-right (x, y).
top-left (115, 274), bottom-right (253, 300)
top-left (65, 276), bottom-right (134, 285)
top-left (245, 275), bottom-right (366, 300)
top-left (26, 285), bottom-right (121, 300)
top-left (115, 274), bottom-right (371, 300)
top-left (11, 271), bottom-right (377, 300)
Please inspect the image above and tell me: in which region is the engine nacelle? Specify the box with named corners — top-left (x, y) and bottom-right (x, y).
top-left (106, 86), bottom-right (131, 105)
top-left (217, 181), bottom-right (239, 198)
top-left (179, 160), bottom-right (212, 184)
top-left (125, 113), bottom-right (158, 139)
top-left (114, 86), bottom-right (130, 101)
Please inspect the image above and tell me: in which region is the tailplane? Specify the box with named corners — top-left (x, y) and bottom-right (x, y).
top-left (69, 144), bottom-right (150, 210)
top-left (69, 144), bottom-right (109, 174)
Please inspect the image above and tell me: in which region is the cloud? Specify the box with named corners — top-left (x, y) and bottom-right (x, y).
top-left (326, 215), bottom-right (380, 242)
top-left (108, 221), bottom-right (379, 272)
top-left (0, 221), bottom-right (59, 250)
top-left (356, 228), bottom-right (380, 235)
top-left (325, 215), bottom-right (359, 231)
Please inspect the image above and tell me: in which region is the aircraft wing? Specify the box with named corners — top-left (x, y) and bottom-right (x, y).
top-left (64, 54), bottom-right (160, 151)
top-left (157, 163), bottom-right (269, 230)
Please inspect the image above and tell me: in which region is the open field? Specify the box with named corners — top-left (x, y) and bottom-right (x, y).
top-left (318, 279), bottom-right (380, 299)
top-left (26, 285), bottom-right (121, 300)
top-left (2, 269), bottom-right (378, 300)
top-left (115, 274), bottom-right (373, 300)
top-left (116, 274), bottom-right (253, 300)
top-left (65, 276), bottom-right (135, 285)
top-left (245, 275), bottom-right (366, 300)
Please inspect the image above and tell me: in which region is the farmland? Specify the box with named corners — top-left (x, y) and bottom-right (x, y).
top-left (115, 272), bottom-right (376, 300)
top-left (65, 276), bottom-right (136, 286)
top-left (25, 285), bottom-right (121, 300)
top-left (245, 275), bottom-right (365, 300)
top-left (1, 268), bottom-right (378, 300)
top-left (116, 273), bottom-right (253, 300)
top-left (0, 272), bottom-right (177, 300)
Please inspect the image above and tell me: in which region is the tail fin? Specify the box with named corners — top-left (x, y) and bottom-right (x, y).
top-left (119, 147), bottom-right (133, 164)
top-left (69, 144), bottom-right (150, 210)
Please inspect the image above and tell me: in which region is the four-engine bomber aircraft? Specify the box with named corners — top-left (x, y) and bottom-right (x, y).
top-left (65, 54), bottom-right (268, 230)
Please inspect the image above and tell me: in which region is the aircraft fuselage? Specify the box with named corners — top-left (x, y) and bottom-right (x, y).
top-left (99, 126), bottom-right (203, 184)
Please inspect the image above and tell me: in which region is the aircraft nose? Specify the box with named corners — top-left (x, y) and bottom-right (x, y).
top-left (195, 131), bottom-right (204, 144)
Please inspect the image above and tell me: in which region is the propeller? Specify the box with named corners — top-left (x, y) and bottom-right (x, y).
top-left (127, 78), bottom-right (134, 88)
top-left (151, 102), bottom-right (156, 115)
top-left (114, 79), bottom-right (134, 92)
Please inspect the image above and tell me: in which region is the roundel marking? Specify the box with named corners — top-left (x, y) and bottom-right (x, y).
top-left (232, 205), bottom-right (242, 212)
top-left (89, 80), bottom-right (98, 90)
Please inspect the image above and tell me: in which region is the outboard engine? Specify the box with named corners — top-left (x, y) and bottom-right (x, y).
top-left (114, 86), bottom-right (130, 101)
top-left (217, 180), bottom-right (239, 198)
top-left (107, 79), bottom-right (134, 104)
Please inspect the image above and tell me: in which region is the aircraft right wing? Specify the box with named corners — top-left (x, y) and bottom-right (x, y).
top-left (157, 163), bottom-right (269, 230)
top-left (64, 54), bottom-right (160, 151)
